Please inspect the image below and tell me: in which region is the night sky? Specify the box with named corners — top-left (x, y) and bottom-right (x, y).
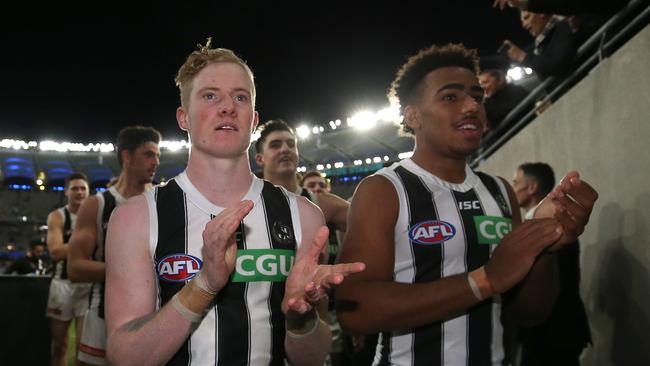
top-left (1, 1), bottom-right (532, 142)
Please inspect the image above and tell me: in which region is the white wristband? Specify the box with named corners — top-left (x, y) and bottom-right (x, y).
top-left (194, 271), bottom-right (218, 295)
top-left (286, 310), bottom-right (321, 339)
top-left (467, 274), bottom-right (483, 301)
top-left (171, 293), bottom-right (204, 323)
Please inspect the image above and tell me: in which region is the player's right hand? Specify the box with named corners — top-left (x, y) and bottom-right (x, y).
top-left (200, 200), bottom-right (254, 293)
top-left (484, 218), bottom-right (562, 294)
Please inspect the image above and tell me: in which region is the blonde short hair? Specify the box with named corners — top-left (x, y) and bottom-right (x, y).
top-left (175, 38), bottom-right (256, 108)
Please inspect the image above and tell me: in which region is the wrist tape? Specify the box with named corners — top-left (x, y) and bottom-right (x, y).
top-left (171, 271), bottom-right (217, 323)
top-left (285, 309), bottom-right (321, 339)
top-left (467, 266), bottom-right (494, 301)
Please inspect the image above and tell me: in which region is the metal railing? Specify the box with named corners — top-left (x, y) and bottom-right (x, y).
top-left (470, 0), bottom-right (650, 168)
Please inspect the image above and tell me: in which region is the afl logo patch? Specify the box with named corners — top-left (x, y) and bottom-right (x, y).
top-left (409, 220), bottom-right (456, 245)
top-left (157, 254), bottom-right (202, 282)
top-left (272, 221), bottom-right (294, 245)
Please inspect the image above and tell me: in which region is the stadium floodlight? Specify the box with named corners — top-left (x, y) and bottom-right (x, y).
top-left (316, 164), bottom-right (324, 170)
top-left (373, 156), bottom-right (381, 163)
top-left (383, 156), bottom-right (389, 161)
top-left (377, 105), bottom-right (401, 124)
top-left (251, 130), bottom-right (261, 142)
top-left (365, 158), bottom-right (372, 164)
top-left (296, 125), bottom-right (310, 139)
top-left (506, 66), bottom-right (533, 82)
top-left (348, 110), bottom-right (377, 130)
top-left (398, 151), bottom-right (413, 160)
top-left (335, 119), bottom-right (341, 126)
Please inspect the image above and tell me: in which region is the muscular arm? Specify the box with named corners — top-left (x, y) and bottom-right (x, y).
top-left (336, 176), bottom-right (487, 334)
top-left (46, 210), bottom-right (67, 262)
top-left (105, 196), bottom-right (194, 365)
top-left (68, 196), bottom-right (105, 282)
top-left (336, 175), bottom-right (562, 334)
top-left (317, 192), bottom-right (350, 232)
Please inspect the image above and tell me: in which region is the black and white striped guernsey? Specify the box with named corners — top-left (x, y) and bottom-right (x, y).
top-left (52, 206), bottom-right (75, 280)
top-left (145, 172), bottom-right (303, 366)
top-left (374, 158), bottom-right (512, 366)
top-left (89, 187), bottom-right (126, 318)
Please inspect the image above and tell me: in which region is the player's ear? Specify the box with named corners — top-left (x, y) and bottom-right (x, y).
top-left (404, 105), bottom-right (421, 131)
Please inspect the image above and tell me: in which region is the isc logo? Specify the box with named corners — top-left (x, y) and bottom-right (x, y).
top-left (458, 200), bottom-right (481, 210)
top-left (157, 254), bottom-right (202, 282)
top-left (409, 220), bottom-right (456, 245)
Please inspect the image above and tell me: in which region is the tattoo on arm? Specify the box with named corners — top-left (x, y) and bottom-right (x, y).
top-left (118, 313), bottom-right (157, 333)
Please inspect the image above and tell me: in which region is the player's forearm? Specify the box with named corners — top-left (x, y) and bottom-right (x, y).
top-left (285, 318), bottom-right (331, 366)
top-left (504, 253), bottom-right (559, 327)
top-left (107, 306), bottom-right (194, 365)
top-left (336, 274), bottom-right (484, 334)
top-left (49, 244), bottom-right (68, 262)
top-left (68, 258), bottom-right (105, 282)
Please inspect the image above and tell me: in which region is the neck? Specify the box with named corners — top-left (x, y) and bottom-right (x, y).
top-left (264, 171), bottom-right (298, 193)
top-left (185, 151), bottom-right (254, 207)
top-left (67, 203), bottom-right (81, 214)
top-left (112, 173), bottom-right (148, 199)
top-left (410, 145), bottom-right (468, 184)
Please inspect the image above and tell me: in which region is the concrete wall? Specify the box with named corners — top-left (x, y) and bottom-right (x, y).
top-left (479, 26), bottom-right (650, 364)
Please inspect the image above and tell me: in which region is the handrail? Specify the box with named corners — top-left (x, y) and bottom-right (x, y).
top-left (470, 0), bottom-right (650, 168)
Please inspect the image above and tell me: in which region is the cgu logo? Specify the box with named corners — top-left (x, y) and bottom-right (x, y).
top-left (409, 220), bottom-right (456, 245)
top-left (157, 254), bottom-right (202, 282)
top-left (232, 249), bottom-right (295, 282)
top-left (473, 216), bottom-right (512, 244)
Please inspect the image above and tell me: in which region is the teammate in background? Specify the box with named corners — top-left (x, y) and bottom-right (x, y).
top-left (336, 43), bottom-right (598, 365)
top-left (68, 126), bottom-right (161, 365)
top-left (104, 40), bottom-right (364, 365)
top-left (46, 172), bottom-right (91, 366)
top-left (512, 162), bottom-right (592, 365)
top-left (254, 120), bottom-right (349, 233)
top-left (300, 170), bottom-right (330, 195)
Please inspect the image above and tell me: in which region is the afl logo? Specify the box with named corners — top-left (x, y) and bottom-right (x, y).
top-left (409, 220), bottom-right (456, 245)
top-left (157, 254), bottom-right (202, 282)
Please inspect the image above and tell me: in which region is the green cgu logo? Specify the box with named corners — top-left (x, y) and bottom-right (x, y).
top-left (232, 249), bottom-right (295, 282)
top-left (473, 216), bottom-right (512, 244)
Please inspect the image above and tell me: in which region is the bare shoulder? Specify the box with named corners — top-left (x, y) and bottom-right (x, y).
top-left (296, 195), bottom-right (325, 224)
top-left (351, 174), bottom-right (398, 206)
top-left (109, 195), bottom-right (149, 231)
top-left (47, 208), bottom-right (64, 225)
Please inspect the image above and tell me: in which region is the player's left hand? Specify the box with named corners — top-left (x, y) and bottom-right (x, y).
top-left (282, 226), bottom-right (365, 315)
top-left (533, 171), bottom-right (598, 250)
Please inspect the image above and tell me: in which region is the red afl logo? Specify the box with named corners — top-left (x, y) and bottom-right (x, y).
top-left (157, 254), bottom-right (202, 282)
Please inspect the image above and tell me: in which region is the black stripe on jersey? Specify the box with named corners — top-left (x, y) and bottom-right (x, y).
top-left (216, 221), bottom-right (249, 366)
top-left (476, 173), bottom-right (512, 218)
top-left (394, 166), bottom-right (443, 366)
top-left (98, 190), bottom-right (117, 320)
top-left (261, 181), bottom-right (296, 365)
top-left (59, 207), bottom-right (72, 280)
top-left (451, 188), bottom-right (493, 365)
top-left (154, 180), bottom-right (192, 365)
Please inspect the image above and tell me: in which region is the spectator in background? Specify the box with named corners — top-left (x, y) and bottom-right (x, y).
top-left (493, 0), bottom-right (630, 16)
top-left (479, 56), bottom-right (529, 131)
top-left (512, 162), bottom-right (592, 365)
top-left (502, 11), bottom-right (578, 82)
top-left (4, 240), bottom-right (46, 275)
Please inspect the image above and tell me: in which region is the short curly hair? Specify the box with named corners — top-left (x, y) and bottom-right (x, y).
top-left (175, 38), bottom-right (256, 109)
top-left (389, 43), bottom-right (480, 135)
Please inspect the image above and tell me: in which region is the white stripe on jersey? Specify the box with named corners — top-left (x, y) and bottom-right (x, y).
top-left (145, 172), bottom-right (303, 365)
top-left (373, 158), bottom-right (506, 366)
